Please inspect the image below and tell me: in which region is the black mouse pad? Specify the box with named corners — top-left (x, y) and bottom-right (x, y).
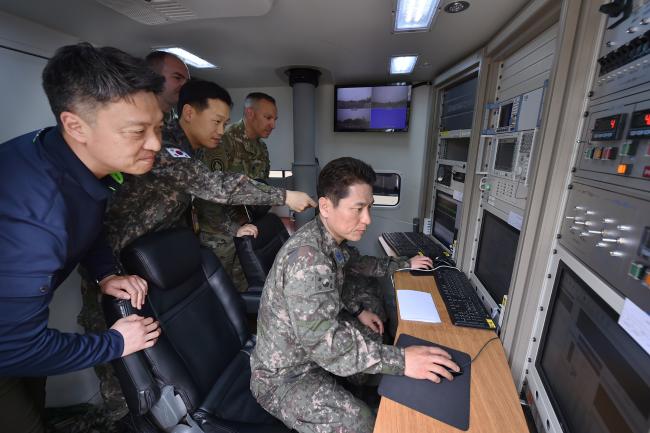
top-left (378, 334), bottom-right (471, 430)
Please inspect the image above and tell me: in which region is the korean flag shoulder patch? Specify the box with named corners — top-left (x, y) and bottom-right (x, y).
top-left (165, 147), bottom-right (191, 159)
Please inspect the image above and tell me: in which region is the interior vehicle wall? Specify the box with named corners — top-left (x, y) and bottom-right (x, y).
top-left (0, 11), bottom-right (102, 407)
top-left (315, 83), bottom-right (433, 257)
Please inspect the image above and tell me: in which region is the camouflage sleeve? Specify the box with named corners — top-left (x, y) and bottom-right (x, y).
top-left (261, 141), bottom-right (270, 179)
top-left (345, 246), bottom-right (410, 277)
top-left (284, 245), bottom-right (405, 376)
top-left (153, 151), bottom-right (286, 206)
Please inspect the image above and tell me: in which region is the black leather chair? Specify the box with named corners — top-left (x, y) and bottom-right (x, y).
top-left (234, 212), bottom-right (290, 313)
top-left (102, 228), bottom-right (291, 433)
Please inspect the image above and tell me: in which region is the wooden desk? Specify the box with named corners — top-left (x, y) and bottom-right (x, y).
top-left (373, 271), bottom-right (528, 433)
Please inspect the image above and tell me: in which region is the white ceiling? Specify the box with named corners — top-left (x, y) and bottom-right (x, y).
top-left (0, 0), bottom-right (530, 88)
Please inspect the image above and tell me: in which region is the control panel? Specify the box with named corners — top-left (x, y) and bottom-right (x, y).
top-left (559, 181), bottom-right (650, 311)
top-left (563, 0), bottom-right (650, 311)
top-left (592, 1), bottom-right (650, 101)
top-left (577, 91), bottom-right (650, 193)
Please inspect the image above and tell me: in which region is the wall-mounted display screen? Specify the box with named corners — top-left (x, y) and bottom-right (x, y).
top-left (494, 138), bottom-right (517, 172)
top-left (536, 261), bottom-right (650, 433)
top-left (334, 84), bottom-right (411, 132)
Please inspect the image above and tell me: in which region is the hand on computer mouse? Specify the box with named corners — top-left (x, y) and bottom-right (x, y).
top-left (409, 255), bottom-right (433, 269)
top-left (404, 346), bottom-right (461, 383)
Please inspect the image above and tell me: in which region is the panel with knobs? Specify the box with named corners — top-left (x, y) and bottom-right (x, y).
top-left (560, 181), bottom-right (650, 311)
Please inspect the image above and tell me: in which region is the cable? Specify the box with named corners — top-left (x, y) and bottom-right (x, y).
top-left (459, 336), bottom-right (500, 369)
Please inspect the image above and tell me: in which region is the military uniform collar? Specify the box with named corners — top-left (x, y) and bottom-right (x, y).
top-left (316, 217), bottom-right (350, 266)
top-left (39, 126), bottom-right (110, 202)
top-left (167, 118), bottom-right (196, 157)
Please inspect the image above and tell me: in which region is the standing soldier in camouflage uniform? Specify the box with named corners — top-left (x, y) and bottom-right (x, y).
top-left (195, 92), bottom-right (277, 291)
top-left (104, 80), bottom-right (315, 256)
top-left (250, 157), bottom-right (459, 433)
top-left (76, 50), bottom-right (190, 422)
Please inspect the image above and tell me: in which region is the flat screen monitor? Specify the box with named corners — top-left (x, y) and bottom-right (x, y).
top-left (494, 138), bottom-right (517, 172)
top-left (334, 84), bottom-right (411, 132)
top-left (433, 191), bottom-right (459, 248)
top-left (536, 261), bottom-right (650, 433)
top-left (474, 211), bottom-right (519, 304)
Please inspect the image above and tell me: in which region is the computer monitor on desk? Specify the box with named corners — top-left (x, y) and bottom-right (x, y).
top-left (473, 210), bottom-right (519, 311)
top-left (432, 191), bottom-right (460, 251)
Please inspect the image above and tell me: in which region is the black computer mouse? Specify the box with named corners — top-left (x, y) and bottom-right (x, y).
top-left (444, 365), bottom-right (463, 377)
top-left (409, 268), bottom-right (434, 276)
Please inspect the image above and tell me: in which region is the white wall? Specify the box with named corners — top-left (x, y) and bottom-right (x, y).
top-left (0, 10), bottom-right (79, 141)
top-left (226, 86), bottom-right (294, 170)
top-left (0, 11), bottom-right (100, 407)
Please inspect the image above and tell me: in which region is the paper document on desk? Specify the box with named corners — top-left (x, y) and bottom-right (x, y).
top-left (397, 290), bottom-right (441, 323)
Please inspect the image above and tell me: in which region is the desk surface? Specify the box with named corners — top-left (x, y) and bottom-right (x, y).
top-left (373, 271), bottom-right (529, 433)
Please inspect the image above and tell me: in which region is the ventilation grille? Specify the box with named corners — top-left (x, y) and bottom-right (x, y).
top-left (96, 0), bottom-right (197, 25)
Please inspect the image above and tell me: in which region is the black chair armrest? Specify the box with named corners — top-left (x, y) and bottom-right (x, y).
top-left (240, 287), bottom-right (263, 314)
top-left (102, 297), bottom-right (161, 415)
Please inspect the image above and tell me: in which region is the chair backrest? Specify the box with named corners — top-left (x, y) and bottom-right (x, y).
top-left (234, 213), bottom-right (289, 287)
top-left (103, 228), bottom-right (250, 414)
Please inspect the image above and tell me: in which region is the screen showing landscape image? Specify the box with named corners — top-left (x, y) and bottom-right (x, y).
top-left (335, 85), bottom-right (411, 132)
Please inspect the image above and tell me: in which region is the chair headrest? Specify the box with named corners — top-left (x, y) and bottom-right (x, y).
top-left (121, 228), bottom-right (202, 289)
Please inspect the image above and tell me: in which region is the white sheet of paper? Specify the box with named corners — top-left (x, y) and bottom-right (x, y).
top-left (618, 298), bottom-right (650, 356)
top-left (396, 290), bottom-right (441, 323)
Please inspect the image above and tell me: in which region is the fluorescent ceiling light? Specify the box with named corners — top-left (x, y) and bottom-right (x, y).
top-left (157, 47), bottom-right (218, 69)
top-left (394, 0), bottom-right (440, 32)
top-left (390, 55), bottom-right (418, 74)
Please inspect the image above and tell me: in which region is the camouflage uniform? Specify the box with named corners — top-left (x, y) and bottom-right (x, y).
top-left (250, 217), bottom-right (409, 433)
top-left (342, 244), bottom-right (409, 323)
top-left (103, 119), bottom-right (285, 254)
top-left (195, 119), bottom-right (271, 291)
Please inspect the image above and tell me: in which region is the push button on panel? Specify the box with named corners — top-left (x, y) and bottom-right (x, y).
top-left (629, 262), bottom-right (645, 280)
top-left (594, 147), bottom-right (603, 159)
top-left (644, 270), bottom-right (650, 288)
top-left (643, 166), bottom-right (650, 178)
top-left (617, 163), bottom-right (631, 175)
top-left (620, 141), bottom-right (637, 156)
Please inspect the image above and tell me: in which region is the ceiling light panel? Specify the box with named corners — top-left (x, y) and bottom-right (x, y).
top-left (157, 47), bottom-right (218, 69)
top-left (390, 55), bottom-right (418, 74)
top-left (394, 0), bottom-right (441, 32)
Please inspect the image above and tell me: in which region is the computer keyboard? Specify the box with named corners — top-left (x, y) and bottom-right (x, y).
top-left (433, 267), bottom-right (496, 330)
top-left (382, 232), bottom-right (446, 258)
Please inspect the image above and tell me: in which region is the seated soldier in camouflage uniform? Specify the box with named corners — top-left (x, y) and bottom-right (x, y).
top-left (250, 157), bottom-right (460, 433)
top-left (195, 92), bottom-right (277, 292)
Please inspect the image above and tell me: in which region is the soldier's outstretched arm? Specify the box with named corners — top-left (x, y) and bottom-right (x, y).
top-left (156, 156), bottom-right (315, 211)
top-left (284, 245), bottom-right (405, 377)
top-left (344, 245), bottom-right (410, 278)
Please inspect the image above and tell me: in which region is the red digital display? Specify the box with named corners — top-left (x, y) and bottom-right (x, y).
top-left (594, 114), bottom-right (622, 132)
top-left (630, 109), bottom-right (650, 130)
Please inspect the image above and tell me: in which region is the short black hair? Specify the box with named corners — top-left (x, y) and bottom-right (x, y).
top-left (177, 79), bottom-right (233, 115)
top-left (145, 50), bottom-right (183, 74)
top-left (42, 42), bottom-right (164, 125)
top-left (317, 157), bottom-right (376, 206)
top-left (244, 92), bottom-right (276, 109)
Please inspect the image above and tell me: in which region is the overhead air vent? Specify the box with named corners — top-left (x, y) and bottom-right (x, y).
top-left (95, 0), bottom-right (275, 25)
